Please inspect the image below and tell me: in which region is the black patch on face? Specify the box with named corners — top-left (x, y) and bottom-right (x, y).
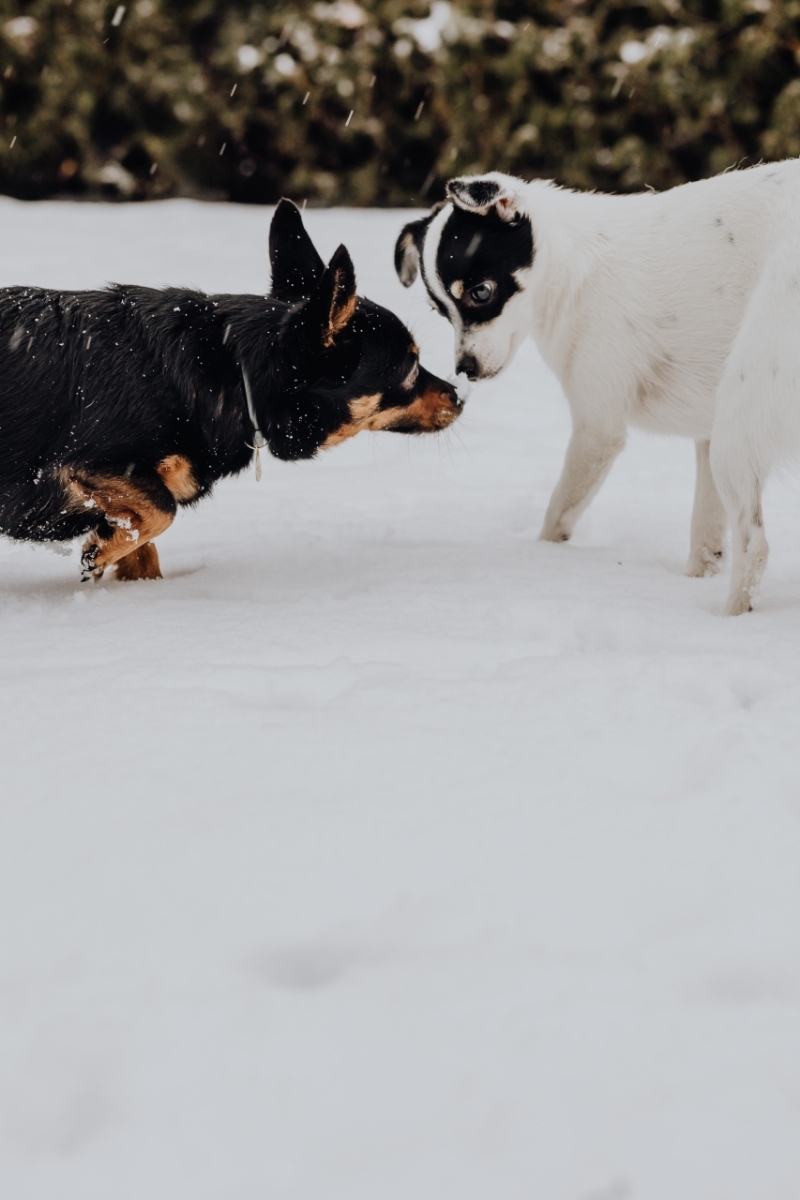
top-left (435, 206), bottom-right (534, 327)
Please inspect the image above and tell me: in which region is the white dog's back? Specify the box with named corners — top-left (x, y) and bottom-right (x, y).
top-left (524, 161), bottom-right (800, 439)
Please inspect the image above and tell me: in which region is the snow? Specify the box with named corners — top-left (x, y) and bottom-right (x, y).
top-left (1, 199), bottom-right (800, 1200)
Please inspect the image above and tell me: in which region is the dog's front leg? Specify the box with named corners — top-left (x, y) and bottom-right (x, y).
top-left (686, 439), bottom-right (727, 577)
top-left (63, 468), bottom-right (177, 581)
top-left (539, 423), bottom-right (626, 543)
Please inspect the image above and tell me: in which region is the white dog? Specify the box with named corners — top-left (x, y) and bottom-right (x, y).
top-left (395, 161), bottom-right (800, 615)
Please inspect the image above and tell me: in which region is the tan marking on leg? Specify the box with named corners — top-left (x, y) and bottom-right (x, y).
top-left (114, 542), bottom-right (163, 581)
top-left (157, 454), bottom-right (198, 502)
top-left (62, 471), bottom-right (176, 576)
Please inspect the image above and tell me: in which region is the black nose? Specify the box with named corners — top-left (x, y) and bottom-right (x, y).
top-left (457, 355), bottom-right (479, 380)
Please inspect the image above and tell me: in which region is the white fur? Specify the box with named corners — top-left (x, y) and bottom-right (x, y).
top-left (428, 163), bottom-right (800, 614)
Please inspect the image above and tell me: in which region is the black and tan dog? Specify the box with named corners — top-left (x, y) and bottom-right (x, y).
top-left (0, 200), bottom-right (462, 582)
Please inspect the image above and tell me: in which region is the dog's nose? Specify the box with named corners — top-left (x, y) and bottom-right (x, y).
top-left (457, 354), bottom-right (479, 380)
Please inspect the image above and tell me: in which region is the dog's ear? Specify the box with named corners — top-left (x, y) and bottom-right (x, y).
top-left (277, 244), bottom-right (357, 360)
top-left (394, 202), bottom-right (448, 287)
top-left (394, 216), bottom-right (429, 287)
top-left (269, 198), bottom-right (326, 300)
top-left (446, 175), bottom-right (524, 225)
top-left (316, 244), bottom-right (358, 346)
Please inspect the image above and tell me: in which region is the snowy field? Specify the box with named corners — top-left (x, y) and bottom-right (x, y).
top-left (1, 198), bottom-right (800, 1200)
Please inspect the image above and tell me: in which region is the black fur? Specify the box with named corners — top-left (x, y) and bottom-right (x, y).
top-left (0, 200), bottom-right (460, 567)
top-left (434, 205), bottom-right (534, 327)
top-left (446, 180), bottom-right (501, 210)
top-left (395, 195), bottom-right (534, 328)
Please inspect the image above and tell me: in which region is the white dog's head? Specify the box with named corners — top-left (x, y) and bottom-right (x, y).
top-left (394, 172), bottom-right (534, 380)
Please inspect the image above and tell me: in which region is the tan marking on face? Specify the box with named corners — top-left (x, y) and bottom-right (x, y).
top-left (399, 385), bottom-right (462, 431)
top-left (157, 454), bottom-right (198, 502)
top-left (322, 383), bottom-right (461, 450)
top-left (450, 280), bottom-right (464, 299)
top-left (323, 269), bottom-right (358, 348)
top-left (322, 393), bottom-right (381, 448)
top-left (60, 468), bottom-right (176, 576)
top-left (114, 542), bottom-right (163, 581)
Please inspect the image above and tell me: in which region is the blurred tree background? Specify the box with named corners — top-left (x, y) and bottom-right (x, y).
top-left (1, 0), bottom-right (800, 204)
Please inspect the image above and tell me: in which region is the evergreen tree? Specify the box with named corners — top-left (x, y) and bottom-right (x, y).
top-left (1, 0), bottom-right (799, 204)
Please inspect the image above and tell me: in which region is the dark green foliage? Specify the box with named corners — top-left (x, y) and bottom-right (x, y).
top-left (1, 0), bottom-right (800, 204)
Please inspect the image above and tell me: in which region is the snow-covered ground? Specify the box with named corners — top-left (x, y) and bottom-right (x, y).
top-left (1, 199), bottom-right (799, 1200)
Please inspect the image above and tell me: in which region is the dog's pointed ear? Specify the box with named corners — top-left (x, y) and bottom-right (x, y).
top-left (317, 244), bottom-right (357, 346)
top-left (277, 244), bottom-right (356, 355)
top-left (269, 198), bottom-right (326, 300)
top-left (446, 175), bottom-right (524, 224)
top-left (394, 216), bottom-right (429, 287)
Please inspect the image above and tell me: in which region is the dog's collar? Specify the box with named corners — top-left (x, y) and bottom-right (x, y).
top-left (242, 366), bottom-right (267, 448)
top-left (241, 366), bottom-right (266, 482)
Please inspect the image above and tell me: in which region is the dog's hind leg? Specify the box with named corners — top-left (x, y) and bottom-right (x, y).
top-left (709, 247), bottom-right (800, 613)
top-left (539, 423), bottom-right (627, 543)
top-left (113, 542), bottom-right (163, 581)
top-left (711, 448), bottom-right (768, 616)
top-left (61, 467), bottom-right (177, 581)
top-left (686, 439), bottom-right (727, 577)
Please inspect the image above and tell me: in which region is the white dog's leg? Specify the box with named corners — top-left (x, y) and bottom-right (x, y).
top-left (686, 439), bottom-right (727, 577)
top-left (711, 451), bottom-right (768, 616)
top-left (708, 248), bottom-right (800, 614)
top-left (539, 424), bottom-right (626, 542)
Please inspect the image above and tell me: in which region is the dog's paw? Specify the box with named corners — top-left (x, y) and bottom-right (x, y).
top-left (79, 541), bottom-right (105, 582)
top-left (538, 527), bottom-right (571, 544)
top-left (725, 591), bottom-right (754, 616)
top-left (685, 547), bottom-right (724, 578)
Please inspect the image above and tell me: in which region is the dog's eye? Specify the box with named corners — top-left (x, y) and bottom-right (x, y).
top-left (402, 360), bottom-right (419, 390)
top-left (467, 281), bottom-right (496, 305)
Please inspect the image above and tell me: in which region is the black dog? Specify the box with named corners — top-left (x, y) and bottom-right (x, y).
top-left (0, 200), bottom-right (462, 581)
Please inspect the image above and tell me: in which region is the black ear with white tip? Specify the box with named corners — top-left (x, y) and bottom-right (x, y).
top-left (269, 198), bottom-right (326, 300)
top-left (446, 175), bottom-right (523, 224)
top-left (446, 178), bottom-right (501, 212)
